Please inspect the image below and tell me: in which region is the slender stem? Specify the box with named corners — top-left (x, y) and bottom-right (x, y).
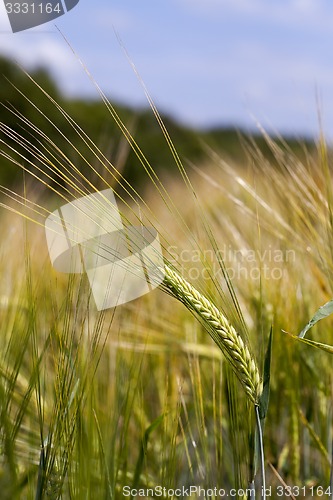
top-left (255, 405), bottom-right (266, 500)
top-left (35, 441), bottom-right (46, 500)
top-left (330, 439), bottom-right (333, 498)
top-left (249, 480), bottom-right (256, 499)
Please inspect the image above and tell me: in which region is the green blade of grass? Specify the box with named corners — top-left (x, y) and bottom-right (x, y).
top-left (299, 300), bottom-right (333, 338)
top-left (259, 326), bottom-right (273, 422)
top-left (131, 413), bottom-right (165, 494)
top-left (284, 330), bottom-right (333, 354)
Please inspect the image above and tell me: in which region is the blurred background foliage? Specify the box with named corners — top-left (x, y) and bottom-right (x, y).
top-left (0, 55), bottom-right (315, 193)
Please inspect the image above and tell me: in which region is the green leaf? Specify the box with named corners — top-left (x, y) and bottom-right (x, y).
top-left (132, 414), bottom-right (165, 492)
top-left (258, 326), bottom-right (273, 421)
top-left (252, 327), bottom-right (273, 484)
top-left (284, 331), bottom-right (333, 354)
top-left (299, 300), bottom-right (333, 338)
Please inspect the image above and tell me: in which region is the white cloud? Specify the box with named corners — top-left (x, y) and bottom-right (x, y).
top-left (0, 1), bottom-right (75, 73)
top-left (0, 1), bottom-right (12, 30)
top-left (0, 30), bottom-right (86, 97)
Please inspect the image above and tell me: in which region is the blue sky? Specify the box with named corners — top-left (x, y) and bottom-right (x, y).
top-left (0, 0), bottom-right (333, 137)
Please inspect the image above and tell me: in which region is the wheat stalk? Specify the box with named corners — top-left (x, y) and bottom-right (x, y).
top-left (162, 264), bottom-right (262, 405)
